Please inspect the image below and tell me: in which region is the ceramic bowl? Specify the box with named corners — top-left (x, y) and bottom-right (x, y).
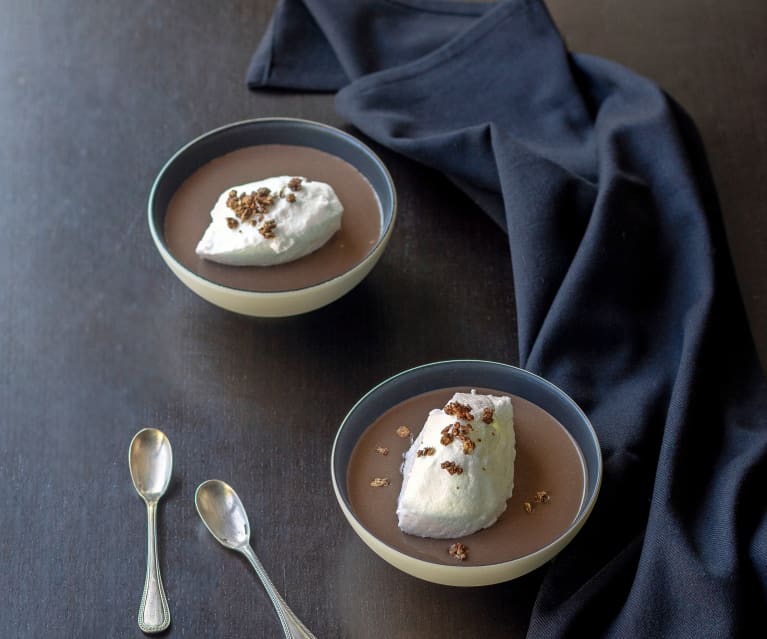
top-left (148, 118), bottom-right (396, 317)
top-left (331, 360), bottom-right (602, 586)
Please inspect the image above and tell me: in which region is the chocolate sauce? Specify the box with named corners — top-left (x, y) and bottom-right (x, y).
top-left (164, 144), bottom-right (381, 291)
top-left (347, 388), bottom-right (586, 566)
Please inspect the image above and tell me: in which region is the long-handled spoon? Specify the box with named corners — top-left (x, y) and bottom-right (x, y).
top-left (195, 479), bottom-right (316, 639)
top-left (129, 428), bottom-right (173, 633)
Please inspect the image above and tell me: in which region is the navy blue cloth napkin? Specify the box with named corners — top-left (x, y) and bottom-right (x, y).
top-left (249, 1), bottom-right (767, 636)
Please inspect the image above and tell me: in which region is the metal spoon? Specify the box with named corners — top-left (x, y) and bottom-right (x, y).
top-left (195, 479), bottom-right (316, 639)
top-left (129, 428), bottom-right (172, 633)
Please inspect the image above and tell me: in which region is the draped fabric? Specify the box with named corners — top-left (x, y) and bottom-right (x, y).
top-left (248, 1), bottom-right (767, 635)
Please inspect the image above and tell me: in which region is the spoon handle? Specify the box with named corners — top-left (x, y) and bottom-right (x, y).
top-left (240, 544), bottom-right (316, 639)
top-left (138, 500), bottom-right (171, 633)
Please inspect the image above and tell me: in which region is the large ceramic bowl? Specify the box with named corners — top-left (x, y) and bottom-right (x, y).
top-left (331, 360), bottom-right (602, 587)
top-left (148, 118), bottom-right (396, 317)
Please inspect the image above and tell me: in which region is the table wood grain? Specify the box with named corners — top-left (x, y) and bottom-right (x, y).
top-left (0, 1), bottom-right (764, 637)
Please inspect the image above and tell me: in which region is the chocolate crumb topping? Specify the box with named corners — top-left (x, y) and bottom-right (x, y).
top-left (288, 177), bottom-right (303, 191)
top-left (258, 219), bottom-right (277, 239)
top-left (444, 401), bottom-right (474, 422)
top-left (448, 542), bottom-right (469, 561)
top-left (440, 421), bottom-right (475, 452)
top-left (226, 187), bottom-right (276, 228)
top-left (440, 461), bottom-right (463, 475)
top-left (396, 425), bottom-right (411, 439)
top-left (482, 407), bottom-right (494, 424)
top-left (523, 490), bottom-right (552, 512)
top-left (370, 477), bottom-right (391, 487)
top-left (226, 217), bottom-right (239, 229)
top-left (375, 445), bottom-right (389, 456)
top-left (416, 447), bottom-right (436, 457)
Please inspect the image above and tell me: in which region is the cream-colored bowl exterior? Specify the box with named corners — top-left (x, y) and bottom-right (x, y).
top-left (330, 450), bottom-right (599, 587)
top-left (150, 213), bottom-right (395, 317)
top-left (331, 359), bottom-right (603, 586)
top-left (148, 118), bottom-right (397, 317)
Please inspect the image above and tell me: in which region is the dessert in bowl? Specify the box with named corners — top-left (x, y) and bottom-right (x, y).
top-left (331, 360), bottom-right (602, 586)
top-left (148, 118), bottom-right (396, 317)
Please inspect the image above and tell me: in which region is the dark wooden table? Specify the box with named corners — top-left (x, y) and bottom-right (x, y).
top-left (1, 1), bottom-right (764, 637)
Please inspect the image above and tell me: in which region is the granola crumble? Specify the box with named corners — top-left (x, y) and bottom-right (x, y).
top-left (258, 219), bottom-right (277, 239)
top-left (225, 178), bottom-right (306, 238)
top-left (396, 425), bottom-right (411, 439)
top-left (370, 477), bottom-right (391, 487)
top-left (448, 542), bottom-right (469, 561)
top-left (440, 461), bottom-right (463, 475)
top-left (443, 401), bottom-right (474, 422)
top-left (482, 407), bottom-right (494, 424)
top-left (416, 447), bottom-right (436, 457)
top-left (524, 490), bottom-right (552, 512)
top-left (226, 188), bottom-right (275, 224)
top-left (440, 421), bottom-right (475, 453)
top-left (374, 445), bottom-right (389, 456)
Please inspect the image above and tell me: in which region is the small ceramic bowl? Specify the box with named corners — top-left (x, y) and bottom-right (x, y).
top-left (148, 118), bottom-right (396, 317)
top-left (331, 360), bottom-right (602, 587)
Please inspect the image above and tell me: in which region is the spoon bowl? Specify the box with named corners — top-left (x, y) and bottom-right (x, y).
top-left (195, 479), bottom-right (251, 549)
top-left (129, 428), bottom-right (172, 501)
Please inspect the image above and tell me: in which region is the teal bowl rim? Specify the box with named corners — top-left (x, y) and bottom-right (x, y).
top-left (331, 359), bottom-right (603, 574)
top-left (147, 117), bottom-right (397, 294)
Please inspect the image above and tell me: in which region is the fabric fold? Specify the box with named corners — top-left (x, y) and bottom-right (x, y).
top-left (248, 0), bottom-right (495, 90)
top-left (249, 1), bottom-right (767, 636)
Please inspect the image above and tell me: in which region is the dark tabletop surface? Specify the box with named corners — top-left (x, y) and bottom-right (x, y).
top-left (0, 1), bottom-right (764, 637)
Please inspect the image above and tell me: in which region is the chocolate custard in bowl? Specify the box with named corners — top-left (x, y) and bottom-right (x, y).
top-left (347, 387), bottom-right (586, 566)
top-left (164, 144), bottom-right (381, 291)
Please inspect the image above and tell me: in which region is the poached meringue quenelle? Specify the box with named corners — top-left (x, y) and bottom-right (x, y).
top-left (397, 391), bottom-right (516, 539)
top-left (195, 176), bottom-right (343, 266)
